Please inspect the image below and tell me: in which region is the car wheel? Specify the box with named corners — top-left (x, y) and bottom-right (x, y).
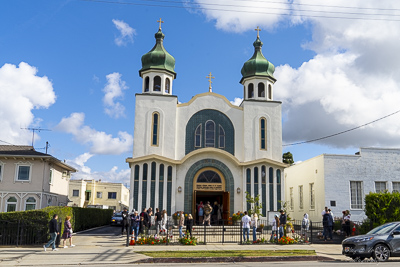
top-left (373, 244), bottom-right (390, 262)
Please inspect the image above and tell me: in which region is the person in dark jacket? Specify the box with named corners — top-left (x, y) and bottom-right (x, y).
top-left (323, 210), bottom-right (334, 241)
top-left (131, 211), bottom-right (140, 241)
top-left (279, 210), bottom-right (287, 239)
top-left (44, 214), bottom-right (59, 251)
top-left (186, 214), bottom-right (194, 238)
top-left (121, 208), bottom-right (130, 235)
top-left (140, 208), bottom-right (151, 235)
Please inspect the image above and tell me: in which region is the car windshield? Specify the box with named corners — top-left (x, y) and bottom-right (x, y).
top-left (367, 223), bottom-right (399, 235)
top-left (113, 213), bottom-right (122, 218)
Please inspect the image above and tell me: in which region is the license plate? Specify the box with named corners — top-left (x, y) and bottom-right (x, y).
top-left (345, 247), bottom-right (350, 252)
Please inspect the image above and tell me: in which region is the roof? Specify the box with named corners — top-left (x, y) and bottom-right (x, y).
top-left (0, 145), bottom-right (77, 172)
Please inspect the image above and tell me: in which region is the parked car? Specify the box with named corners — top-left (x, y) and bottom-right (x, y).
top-left (110, 213), bottom-right (123, 226)
top-left (342, 222), bottom-right (400, 261)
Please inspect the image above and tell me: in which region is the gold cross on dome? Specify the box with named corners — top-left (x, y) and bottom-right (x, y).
top-left (157, 18), bottom-right (164, 30)
top-left (255, 26), bottom-right (261, 38)
top-left (206, 72), bottom-right (215, 92)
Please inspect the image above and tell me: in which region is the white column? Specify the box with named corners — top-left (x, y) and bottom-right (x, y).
top-left (171, 166), bottom-right (177, 213)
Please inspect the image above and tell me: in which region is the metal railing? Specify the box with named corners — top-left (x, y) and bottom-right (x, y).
top-left (0, 219), bottom-right (48, 246)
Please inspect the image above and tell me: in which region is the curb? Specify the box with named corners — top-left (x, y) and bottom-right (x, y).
top-left (134, 255), bottom-right (335, 263)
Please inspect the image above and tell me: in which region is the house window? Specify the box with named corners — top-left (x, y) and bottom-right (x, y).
top-left (153, 76), bottom-right (161, 91)
top-left (25, 197), bottom-right (36, 211)
top-left (49, 169), bottom-right (53, 184)
top-left (0, 162), bottom-right (3, 182)
top-left (350, 181), bottom-right (363, 209)
top-left (258, 82), bottom-right (265, 97)
top-left (248, 83), bottom-right (254, 98)
top-left (165, 78), bottom-right (170, 93)
top-left (375, 181), bottom-right (387, 193)
top-left (393, 182), bottom-right (400, 193)
top-left (6, 196), bottom-right (17, 212)
top-left (276, 169), bottom-right (281, 210)
top-left (16, 164), bottom-right (31, 181)
top-left (194, 124), bottom-right (202, 147)
top-left (108, 192), bottom-right (117, 199)
top-left (219, 125), bottom-right (225, 148)
top-left (289, 187), bottom-right (294, 211)
top-left (268, 84), bottom-right (272, 99)
top-left (260, 117), bottom-right (267, 150)
top-left (151, 112), bottom-right (160, 146)
top-left (144, 76), bottom-right (149, 92)
top-left (205, 120), bottom-right (215, 147)
top-left (97, 192), bottom-right (103, 198)
top-left (73, 190), bottom-right (79, 197)
top-left (310, 183), bottom-right (315, 210)
top-left (299, 185), bottom-right (303, 210)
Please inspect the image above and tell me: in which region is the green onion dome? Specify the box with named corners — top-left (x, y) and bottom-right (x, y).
top-left (240, 37), bottom-right (275, 83)
top-left (139, 29), bottom-right (176, 78)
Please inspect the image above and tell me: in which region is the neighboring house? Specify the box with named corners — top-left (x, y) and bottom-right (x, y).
top-left (284, 147), bottom-right (400, 222)
top-left (0, 145), bottom-right (76, 212)
top-left (126, 25), bottom-right (286, 218)
top-left (68, 179), bottom-right (129, 211)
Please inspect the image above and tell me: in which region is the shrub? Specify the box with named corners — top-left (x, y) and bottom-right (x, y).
top-left (365, 191), bottom-right (400, 225)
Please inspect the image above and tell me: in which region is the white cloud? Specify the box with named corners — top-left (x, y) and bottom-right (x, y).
top-left (67, 153), bottom-right (131, 186)
top-left (102, 72), bottom-right (128, 118)
top-left (55, 112), bottom-right (133, 155)
top-left (230, 97), bottom-right (243, 106)
top-left (0, 62), bottom-right (56, 145)
top-left (191, 0), bottom-right (290, 32)
top-left (112, 19), bottom-right (136, 46)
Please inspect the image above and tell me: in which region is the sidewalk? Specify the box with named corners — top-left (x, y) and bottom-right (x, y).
top-left (0, 228), bottom-right (347, 266)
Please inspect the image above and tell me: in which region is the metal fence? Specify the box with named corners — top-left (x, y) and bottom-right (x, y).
top-left (0, 219), bottom-right (48, 246)
top-left (126, 218), bottom-right (364, 245)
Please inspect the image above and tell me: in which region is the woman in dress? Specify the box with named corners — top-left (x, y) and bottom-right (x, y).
top-left (270, 214), bottom-right (279, 243)
top-left (160, 210), bottom-right (167, 234)
top-left (62, 216), bottom-right (75, 248)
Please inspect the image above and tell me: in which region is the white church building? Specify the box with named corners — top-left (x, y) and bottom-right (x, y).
top-left (126, 24), bottom-right (287, 219)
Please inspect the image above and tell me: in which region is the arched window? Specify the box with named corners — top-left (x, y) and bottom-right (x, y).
top-left (219, 125), bottom-right (225, 148)
top-left (258, 83), bottom-right (265, 97)
top-left (150, 162), bottom-right (156, 209)
top-left (6, 196), bottom-right (17, 212)
top-left (25, 197), bottom-right (36, 211)
top-left (133, 165), bottom-right (140, 211)
top-left (246, 168), bottom-right (251, 211)
top-left (197, 170), bottom-right (222, 183)
top-left (151, 112), bottom-right (160, 146)
top-left (254, 167), bottom-right (259, 197)
top-left (268, 84), bottom-right (272, 99)
top-left (167, 166), bottom-right (172, 215)
top-left (159, 164), bottom-right (164, 210)
top-left (248, 83), bottom-right (254, 98)
top-left (153, 76), bottom-right (161, 91)
top-left (142, 163), bottom-right (148, 209)
top-left (194, 124), bottom-right (202, 147)
top-left (165, 78), bottom-right (170, 93)
top-left (269, 167), bottom-right (274, 211)
top-left (205, 120), bottom-right (215, 147)
top-left (260, 117), bottom-right (267, 150)
top-left (144, 77), bottom-right (150, 92)
top-left (261, 165), bottom-right (266, 215)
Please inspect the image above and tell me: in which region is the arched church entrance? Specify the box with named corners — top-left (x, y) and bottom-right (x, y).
top-left (193, 167), bottom-right (230, 222)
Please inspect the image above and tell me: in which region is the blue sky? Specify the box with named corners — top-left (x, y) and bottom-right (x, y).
top-left (1, 0), bottom-right (400, 186)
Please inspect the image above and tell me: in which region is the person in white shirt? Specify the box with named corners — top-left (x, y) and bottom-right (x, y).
top-left (241, 211), bottom-right (251, 242)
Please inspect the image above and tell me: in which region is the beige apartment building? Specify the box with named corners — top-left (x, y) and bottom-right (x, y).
top-left (68, 179), bottom-right (129, 211)
top-left (0, 145), bottom-right (76, 212)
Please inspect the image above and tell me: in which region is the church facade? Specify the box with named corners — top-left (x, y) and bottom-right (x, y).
top-left (126, 25), bottom-right (286, 218)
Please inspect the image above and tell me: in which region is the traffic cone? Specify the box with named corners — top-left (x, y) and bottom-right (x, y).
top-left (351, 225), bottom-right (356, 236)
top-left (129, 238), bottom-right (135, 245)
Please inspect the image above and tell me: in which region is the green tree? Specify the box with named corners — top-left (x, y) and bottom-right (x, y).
top-left (283, 152), bottom-right (294, 165)
top-left (245, 191), bottom-right (262, 217)
top-left (365, 191), bottom-right (400, 225)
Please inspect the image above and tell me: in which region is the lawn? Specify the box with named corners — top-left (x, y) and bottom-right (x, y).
top-left (138, 250), bottom-right (316, 258)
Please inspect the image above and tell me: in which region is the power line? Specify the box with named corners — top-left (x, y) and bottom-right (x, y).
top-left (80, 0), bottom-right (400, 22)
top-left (0, 139), bottom-right (15, 145)
top-left (282, 109), bottom-right (400, 147)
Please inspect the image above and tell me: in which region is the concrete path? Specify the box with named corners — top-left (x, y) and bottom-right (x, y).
top-left (0, 226), bottom-right (347, 266)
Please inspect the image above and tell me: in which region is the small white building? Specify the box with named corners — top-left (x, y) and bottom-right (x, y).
top-left (0, 145), bottom-right (76, 212)
top-left (284, 147), bottom-right (400, 222)
top-left (126, 25), bottom-right (287, 218)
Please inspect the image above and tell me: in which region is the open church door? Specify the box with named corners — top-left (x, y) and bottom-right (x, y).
top-left (222, 191), bottom-right (230, 220)
top-left (192, 190), bottom-right (197, 220)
